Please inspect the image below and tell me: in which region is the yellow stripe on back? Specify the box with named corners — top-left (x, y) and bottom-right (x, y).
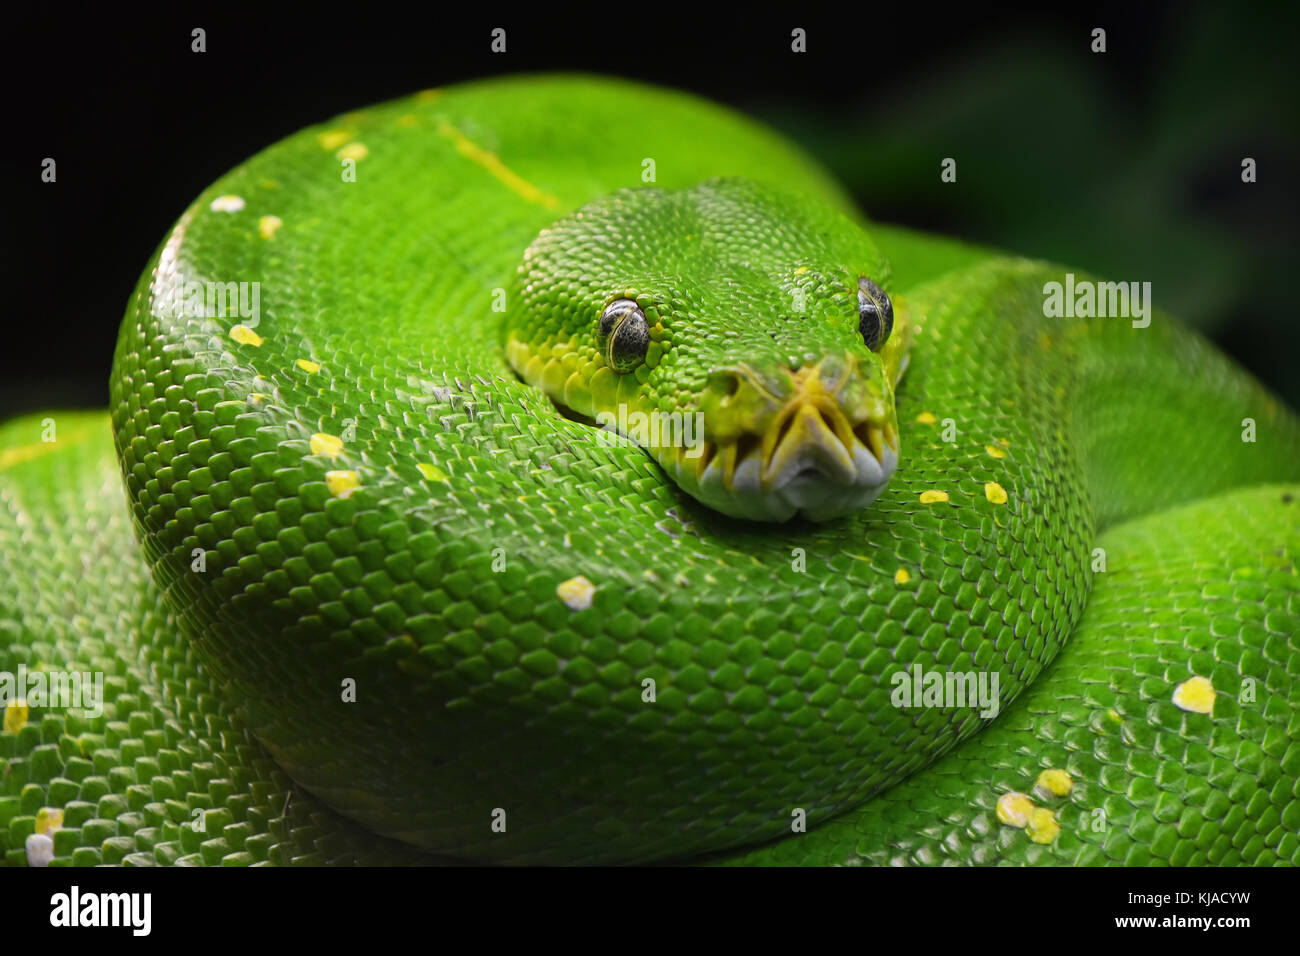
top-left (436, 120), bottom-right (562, 210)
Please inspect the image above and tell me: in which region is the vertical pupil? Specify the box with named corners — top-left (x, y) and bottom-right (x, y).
top-left (859, 303), bottom-right (881, 347)
top-left (601, 299), bottom-right (637, 340)
top-left (600, 300), bottom-right (647, 373)
top-left (858, 278), bottom-right (892, 349)
top-left (600, 307), bottom-right (623, 338)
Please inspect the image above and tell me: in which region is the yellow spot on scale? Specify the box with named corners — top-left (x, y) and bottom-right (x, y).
top-left (248, 393), bottom-right (266, 404)
top-left (296, 358), bottom-right (321, 373)
top-left (793, 266), bottom-right (809, 275)
top-left (396, 114), bottom-right (419, 128)
top-left (35, 807), bottom-right (63, 835)
top-left (416, 462), bottom-right (448, 482)
top-left (557, 575), bottom-right (596, 611)
top-left (984, 481), bottom-right (1008, 505)
top-left (259, 178), bottom-right (280, 190)
top-left (336, 142), bottom-right (369, 162)
top-left (258, 215), bottom-right (283, 239)
top-left (1026, 807), bottom-right (1060, 844)
top-left (317, 129), bottom-right (353, 151)
top-left (984, 444), bottom-right (1006, 459)
top-left (1034, 768), bottom-right (1073, 798)
top-left (1107, 709), bottom-right (1121, 722)
top-left (3, 699), bottom-right (36, 740)
top-left (1172, 675), bottom-right (1216, 714)
top-left (325, 470), bottom-right (360, 498)
top-left (229, 325), bottom-right (263, 347)
top-left (894, 568), bottom-right (911, 585)
top-left (919, 490), bottom-right (949, 504)
top-left (3, 700), bottom-right (29, 733)
top-left (416, 89), bottom-right (442, 102)
top-left (436, 120), bottom-right (562, 209)
top-left (996, 792), bottom-right (1035, 828)
top-left (209, 194), bottom-right (245, 213)
top-left (915, 411), bottom-right (938, 425)
top-left (310, 432), bottom-right (344, 459)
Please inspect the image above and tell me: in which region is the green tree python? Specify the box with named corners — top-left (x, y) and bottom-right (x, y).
top-left (2, 75), bottom-right (1298, 867)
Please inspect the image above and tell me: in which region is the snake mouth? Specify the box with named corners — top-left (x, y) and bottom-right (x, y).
top-left (680, 400), bottom-right (899, 521)
top-left (690, 408), bottom-right (898, 488)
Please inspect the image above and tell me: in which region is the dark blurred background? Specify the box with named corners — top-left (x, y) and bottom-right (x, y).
top-left (4, 2), bottom-right (1297, 416)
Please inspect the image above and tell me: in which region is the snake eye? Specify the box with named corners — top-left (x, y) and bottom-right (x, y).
top-left (858, 277), bottom-right (894, 351)
top-left (598, 298), bottom-right (649, 373)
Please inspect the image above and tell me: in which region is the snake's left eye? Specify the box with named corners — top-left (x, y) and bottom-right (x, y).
top-left (858, 277), bottom-right (894, 351)
top-left (599, 298), bottom-right (649, 373)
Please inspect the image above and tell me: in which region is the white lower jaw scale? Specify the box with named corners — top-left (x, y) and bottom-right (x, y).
top-left (776, 440), bottom-right (898, 520)
top-left (682, 435), bottom-right (898, 522)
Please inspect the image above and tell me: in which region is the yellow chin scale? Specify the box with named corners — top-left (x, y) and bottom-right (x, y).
top-left (505, 332), bottom-right (614, 419)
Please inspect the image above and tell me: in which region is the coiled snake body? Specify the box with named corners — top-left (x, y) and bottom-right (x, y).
top-left (1, 76), bottom-right (1297, 866)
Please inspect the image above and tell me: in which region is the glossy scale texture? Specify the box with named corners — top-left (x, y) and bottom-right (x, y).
top-left (1, 75), bottom-right (1297, 865)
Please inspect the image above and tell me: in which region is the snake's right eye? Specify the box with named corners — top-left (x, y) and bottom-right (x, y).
top-left (858, 277), bottom-right (894, 352)
top-left (598, 299), bottom-right (649, 374)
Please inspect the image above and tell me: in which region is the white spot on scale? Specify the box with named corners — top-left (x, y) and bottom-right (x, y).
top-left (210, 195), bottom-right (246, 213)
top-left (25, 833), bottom-right (54, 867)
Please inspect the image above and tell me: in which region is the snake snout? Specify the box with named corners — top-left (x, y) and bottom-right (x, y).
top-left (760, 398), bottom-right (857, 487)
top-left (683, 357), bottom-right (900, 521)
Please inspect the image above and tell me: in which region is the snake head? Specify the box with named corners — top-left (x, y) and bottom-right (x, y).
top-left (505, 177), bottom-right (904, 522)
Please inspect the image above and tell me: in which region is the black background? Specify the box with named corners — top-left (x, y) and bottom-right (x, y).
top-left (4, 2), bottom-right (1296, 419)
top-left (8, 862), bottom-right (1280, 939)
